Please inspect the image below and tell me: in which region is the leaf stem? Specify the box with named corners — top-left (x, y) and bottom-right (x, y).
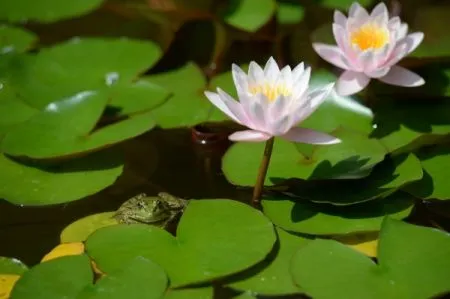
top-left (252, 137), bottom-right (275, 207)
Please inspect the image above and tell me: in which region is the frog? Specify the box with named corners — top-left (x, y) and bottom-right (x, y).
top-left (114, 192), bottom-right (188, 228)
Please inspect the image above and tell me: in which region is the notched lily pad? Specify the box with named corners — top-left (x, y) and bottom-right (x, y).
top-left (262, 192), bottom-right (414, 235)
top-left (283, 154), bottom-right (423, 205)
top-left (291, 218), bottom-right (450, 299)
top-left (86, 199), bottom-right (276, 287)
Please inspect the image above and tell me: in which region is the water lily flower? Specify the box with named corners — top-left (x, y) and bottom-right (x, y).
top-left (313, 2), bottom-right (425, 96)
top-left (204, 57), bottom-right (340, 145)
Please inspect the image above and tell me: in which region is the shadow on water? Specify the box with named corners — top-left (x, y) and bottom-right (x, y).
top-left (0, 125), bottom-right (251, 266)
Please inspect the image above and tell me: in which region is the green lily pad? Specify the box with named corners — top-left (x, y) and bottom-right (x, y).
top-left (223, 130), bottom-right (385, 186)
top-left (227, 228), bottom-right (306, 295)
top-left (0, 0), bottom-right (105, 23)
top-left (291, 218), bottom-right (450, 299)
top-left (0, 150), bottom-right (124, 206)
top-left (2, 89), bottom-right (161, 158)
top-left (313, 0), bottom-right (372, 10)
top-left (0, 25), bottom-right (37, 54)
top-left (276, 1), bottom-right (305, 25)
top-left (404, 145), bottom-right (450, 200)
top-left (0, 257), bottom-right (28, 275)
top-left (232, 293), bottom-right (257, 299)
top-left (86, 199), bottom-right (276, 287)
top-left (77, 257), bottom-right (167, 299)
top-left (262, 192), bottom-right (414, 235)
top-left (409, 5), bottom-right (450, 58)
top-left (60, 212), bottom-right (118, 243)
top-left (370, 98), bottom-right (450, 153)
top-left (222, 0), bottom-right (276, 32)
top-left (10, 255), bottom-right (93, 299)
top-left (146, 63), bottom-right (212, 128)
top-left (164, 287), bottom-right (213, 299)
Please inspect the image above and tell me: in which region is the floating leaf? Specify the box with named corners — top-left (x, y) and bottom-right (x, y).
top-left (223, 129), bottom-right (385, 186)
top-left (227, 228), bottom-right (306, 295)
top-left (285, 154), bottom-right (423, 205)
top-left (0, 150), bottom-right (123, 206)
top-left (77, 257), bottom-right (167, 299)
top-left (10, 255), bottom-right (93, 299)
top-left (0, 275), bottom-right (20, 299)
top-left (0, 25), bottom-right (36, 54)
top-left (291, 218), bottom-right (450, 299)
top-left (335, 232), bottom-right (378, 258)
top-left (86, 199), bottom-right (276, 287)
top-left (164, 287), bottom-right (213, 299)
top-left (146, 63), bottom-right (211, 128)
top-left (0, 257), bottom-right (28, 275)
top-left (404, 145), bottom-right (450, 200)
top-left (60, 212), bottom-right (118, 243)
top-left (0, 0), bottom-right (105, 23)
top-left (262, 192), bottom-right (414, 235)
top-left (41, 243), bottom-right (85, 263)
top-left (222, 0), bottom-right (276, 32)
top-left (313, 0), bottom-right (372, 10)
top-left (276, 1), bottom-right (305, 25)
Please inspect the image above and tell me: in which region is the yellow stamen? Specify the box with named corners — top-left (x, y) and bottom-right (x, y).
top-left (350, 23), bottom-right (389, 50)
top-left (249, 83), bottom-right (291, 101)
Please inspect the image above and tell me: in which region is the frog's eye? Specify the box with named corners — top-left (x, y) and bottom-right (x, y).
top-left (137, 201), bottom-right (146, 209)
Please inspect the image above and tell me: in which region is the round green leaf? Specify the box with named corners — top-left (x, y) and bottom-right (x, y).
top-left (0, 150), bottom-right (124, 206)
top-left (60, 212), bottom-right (118, 243)
top-left (222, 0), bottom-right (276, 32)
top-left (164, 287), bottom-right (213, 299)
top-left (146, 63), bottom-right (212, 128)
top-left (10, 255), bottom-right (93, 299)
top-left (291, 218), bottom-right (450, 299)
top-left (276, 1), bottom-right (305, 25)
top-left (0, 0), bottom-right (105, 23)
top-left (404, 145), bottom-right (450, 200)
top-left (0, 257), bottom-right (28, 275)
top-left (285, 154), bottom-right (423, 205)
top-left (313, 0), bottom-right (372, 10)
top-left (262, 192), bottom-right (414, 235)
top-left (227, 228), bottom-right (307, 295)
top-left (0, 25), bottom-right (36, 54)
top-left (86, 199), bottom-right (276, 287)
top-left (77, 257), bottom-right (167, 299)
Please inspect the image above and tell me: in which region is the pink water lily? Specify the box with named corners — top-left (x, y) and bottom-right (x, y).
top-left (313, 2), bottom-right (425, 96)
top-left (204, 57), bottom-right (340, 144)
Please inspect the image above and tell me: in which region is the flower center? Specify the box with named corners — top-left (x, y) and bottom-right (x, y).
top-left (350, 23), bottom-right (389, 50)
top-left (248, 83), bottom-right (291, 101)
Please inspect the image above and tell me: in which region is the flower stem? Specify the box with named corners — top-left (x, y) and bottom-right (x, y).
top-left (252, 137), bottom-right (275, 207)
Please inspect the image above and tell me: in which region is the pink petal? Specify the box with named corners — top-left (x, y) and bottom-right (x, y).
top-left (397, 24), bottom-right (408, 40)
top-left (349, 2), bottom-right (369, 19)
top-left (388, 16), bottom-right (400, 31)
top-left (229, 130), bottom-right (271, 142)
top-left (378, 65), bottom-right (425, 87)
top-left (312, 43), bottom-right (349, 70)
top-left (336, 70), bottom-right (371, 96)
top-left (370, 2), bottom-right (388, 22)
top-left (204, 91), bottom-right (241, 123)
top-left (281, 127), bottom-right (341, 144)
top-left (403, 32), bottom-right (424, 55)
top-left (366, 66), bottom-right (390, 78)
top-left (334, 10), bottom-right (347, 27)
top-left (291, 83), bottom-right (334, 124)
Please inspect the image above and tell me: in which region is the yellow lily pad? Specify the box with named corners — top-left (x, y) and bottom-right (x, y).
top-left (0, 274), bottom-right (20, 299)
top-left (41, 243), bottom-right (85, 263)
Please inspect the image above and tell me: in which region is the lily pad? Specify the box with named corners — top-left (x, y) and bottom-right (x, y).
top-left (0, 0), bottom-right (105, 23)
top-left (0, 257), bottom-right (28, 275)
top-left (223, 130), bottom-right (385, 186)
top-left (77, 257), bottom-right (167, 299)
top-left (146, 63), bottom-right (212, 128)
top-left (0, 26), bottom-right (37, 54)
top-left (41, 243), bottom-right (85, 263)
top-left (313, 0), bottom-right (372, 10)
top-left (284, 154), bottom-right (423, 205)
top-left (0, 275), bottom-right (20, 299)
top-left (335, 232), bottom-right (378, 257)
top-left (291, 218), bottom-right (450, 299)
top-left (262, 192), bottom-right (414, 235)
top-left (276, 1), bottom-right (305, 25)
top-left (164, 287), bottom-right (213, 299)
top-left (86, 199), bottom-right (276, 287)
top-left (1, 90), bottom-right (160, 159)
top-left (222, 0), bottom-right (276, 32)
top-left (60, 212), bottom-right (118, 243)
top-left (0, 150), bottom-right (123, 206)
top-left (10, 255), bottom-right (93, 299)
top-left (227, 228), bottom-right (306, 295)
top-left (404, 145), bottom-right (450, 200)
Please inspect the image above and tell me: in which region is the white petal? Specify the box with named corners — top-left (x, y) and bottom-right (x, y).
top-left (292, 66), bottom-right (311, 99)
top-left (334, 10), bottom-right (347, 26)
top-left (244, 93), bottom-right (268, 130)
top-left (232, 64), bottom-right (249, 95)
top-left (349, 2), bottom-right (369, 19)
top-left (264, 57), bottom-right (280, 83)
top-left (370, 2), bottom-right (388, 21)
top-left (229, 130), bottom-right (271, 142)
top-left (291, 62), bottom-right (305, 82)
top-left (388, 16), bottom-right (400, 31)
top-left (204, 91), bottom-right (241, 123)
top-left (217, 88), bottom-right (250, 124)
top-left (378, 65), bottom-right (425, 87)
top-left (384, 42), bottom-right (408, 66)
top-left (291, 83), bottom-right (334, 124)
top-left (307, 82), bottom-right (334, 109)
top-left (248, 61), bottom-right (264, 85)
top-left (269, 113), bottom-right (292, 136)
top-left (397, 24), bottom-right (408, 40)
top-left (280, 65), bottom-right (293, 89)
top-left (312, 43), bottom-right (349, 70)
top-left (403, 32), bottom-right (424, 55)
top-left (366, 66), bottom-right (391, 78)
top-left (336, 70), bottom-right (371, 96)
top-left (268, 94), bottom-right (289, 120)
top-left (281, 127), bottom-right (341, 144)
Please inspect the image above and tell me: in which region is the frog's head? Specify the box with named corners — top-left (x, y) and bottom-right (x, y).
top-left (130, 198), bottom-right (170, 224)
